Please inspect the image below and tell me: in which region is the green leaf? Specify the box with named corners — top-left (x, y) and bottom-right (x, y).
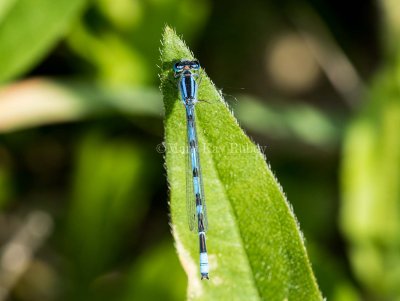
top-left (340, 2), bottom-right (400, 297)
top-left (0, 166), bottom-right (12, 209)
top-left (340, 66), bottom-right (400, 299)
top-left (0, 0), bottom-right (88, 82)
top-left (160, 26), bottom-right (323, 300)
top-left (0, 79), bottom-right (162, 133)
top-left (121, 241), bottom-right (187, 301)
top-left (66, 132), bottom-right (153, 291)
top-left (66, 0), bottom-right (210, 85)
top-left (233, 94), bottom-right (341, 147)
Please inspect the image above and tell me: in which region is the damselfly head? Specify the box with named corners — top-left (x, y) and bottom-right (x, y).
top-left (173, 60), bottom-right (200, 72)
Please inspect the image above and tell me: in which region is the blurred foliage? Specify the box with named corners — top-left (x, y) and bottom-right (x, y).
top-left (0, 79), bottom-right (162, 133)
top-left (341, 1), bottom-right (400, 298)
top-left (67, 0), bottom-right (210, 85)
top-left (0, 0), bottom-right (397, 300)
top-left (121, 241), bottom-right (187, 301)
top-left (66, 133), bottom-right (152, 290)
top-left (0, 0), bottom-right (88, 82)
top-left (232, 94), bottom-right (342, 148)
top-left (0, 151), bottom-right (12, 208)
top-left (341, 65), bottom-right (400, 299)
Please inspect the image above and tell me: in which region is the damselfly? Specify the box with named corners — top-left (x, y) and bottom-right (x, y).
top-left (174, 59), bottom-right (209, 280)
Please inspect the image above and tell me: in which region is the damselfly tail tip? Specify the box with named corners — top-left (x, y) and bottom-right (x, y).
top-left (201, 273), bottom-right (209, 280)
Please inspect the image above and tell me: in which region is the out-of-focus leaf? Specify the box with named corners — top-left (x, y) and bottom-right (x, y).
top-left (0, 0), bottom-right (16, 21)
top-left (0, 146), bottom-right (12, 208)
top-left (307, 244), bottom-right (360, 301)
top-left (66, 132), bottom-right (153, 292)
top-left (330, 283), bottom-right (360, 301)
top-left (0, 78), bottom-right (163, 133)
top-left (0, 0), bottom-right (88, 82)
top-left (341, 2), bottom-right (400, 299)
top-left (0, 78), bottom-right (340, 152)
top-left (0, 166), bottom-right (12, 208)
top-left (121, 241), bottom-right (186, 301)
top-left (233, 94), bottom-right (341, 147)
top-left (341, 67), bottom-right (400, 298)
top-left (380, 0), bottom-right (400, 55)
top-left (289, 2), bottom-right (364, 107)
top-left (160, 26), bottom-right (322, 300)
top-left (67, 0), bottom-right (210, 85)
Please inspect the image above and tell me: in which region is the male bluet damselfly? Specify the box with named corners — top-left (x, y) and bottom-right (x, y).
top-left (174, 59), bottom-right (209, 280)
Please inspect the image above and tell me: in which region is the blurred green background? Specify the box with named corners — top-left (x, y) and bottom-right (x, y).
top-left (0, 0), bottom-right (399, 300)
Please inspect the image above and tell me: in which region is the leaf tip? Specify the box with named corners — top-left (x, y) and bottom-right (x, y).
top-left (162, 24), bottom-right (176, 43)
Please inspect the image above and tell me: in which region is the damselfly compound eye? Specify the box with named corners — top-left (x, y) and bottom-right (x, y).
top-left (174, 62), bottom-right (184, 72)
top-left (190, 60), bottom-right (200, 70)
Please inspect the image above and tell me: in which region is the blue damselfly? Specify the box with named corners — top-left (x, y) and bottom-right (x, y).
top-left (174, 59), bottom-right (209, 280)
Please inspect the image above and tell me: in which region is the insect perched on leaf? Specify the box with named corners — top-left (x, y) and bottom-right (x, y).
top-left (173, 59), bottom-right (209, 280)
